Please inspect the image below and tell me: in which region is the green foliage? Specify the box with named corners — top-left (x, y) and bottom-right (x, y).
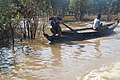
top-left (0, 0), bottom-right (22, 24)
top-left (0, 0), bottom-right (119, 23)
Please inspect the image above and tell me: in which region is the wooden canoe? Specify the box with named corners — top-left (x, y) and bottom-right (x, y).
top-left (46, 22), bottom-right (118, 42)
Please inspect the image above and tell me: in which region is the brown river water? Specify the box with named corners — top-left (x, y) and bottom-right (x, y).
top-left (0, 24), bottom-right (120, 80)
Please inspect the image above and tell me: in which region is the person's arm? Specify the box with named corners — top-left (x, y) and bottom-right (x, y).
top-left (56, 16), bottom-right (62, 24)
top-left (98, 19), bottom-right (102, 26)
top-left (51, 21), bottom-right (55, 28)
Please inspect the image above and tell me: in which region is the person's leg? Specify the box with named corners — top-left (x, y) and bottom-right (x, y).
top-left (96, 23), bottom-right (110, 30)
top-left (50, 28), bottom-right (56, 36)
top-left (95, 25), bottom-right (107, 30)
top-left (57, 26), bottom-right (61, 36)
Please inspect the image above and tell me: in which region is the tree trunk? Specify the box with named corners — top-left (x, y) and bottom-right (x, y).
top-left (23, 19), bottom-right (27, 39)
top-left (10, 22), bottom-right (14, 51)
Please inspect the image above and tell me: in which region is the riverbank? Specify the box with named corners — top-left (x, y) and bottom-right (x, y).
top-left (63, 15), bottom-right (120, 22)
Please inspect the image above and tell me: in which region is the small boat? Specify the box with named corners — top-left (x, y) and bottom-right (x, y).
top-left (44, 21), bottom-right (119, 42)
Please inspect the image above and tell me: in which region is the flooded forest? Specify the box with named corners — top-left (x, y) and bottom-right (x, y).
top-left (0, 0), bottom-right (120, 80)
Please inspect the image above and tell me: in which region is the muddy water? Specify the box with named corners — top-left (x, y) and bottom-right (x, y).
top-left (0, 26), bottom-right (120, 80)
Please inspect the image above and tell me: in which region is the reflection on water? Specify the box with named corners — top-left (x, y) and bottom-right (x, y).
top-left (0, 27), bottom-right (120, 80)
top-left (0, 48), bottom-right (15, 74)
top-left (94, 40), bottom-right (102, 58)
top-left (51, 44), bottom-right (61, 66)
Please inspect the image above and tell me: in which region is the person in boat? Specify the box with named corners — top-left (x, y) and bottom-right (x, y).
top-left (49, 16), bottom-right (62, 36)
top-left (43, 16), bottom-right (62, 42)
top-left (93, 14), bottom-right (115, 30)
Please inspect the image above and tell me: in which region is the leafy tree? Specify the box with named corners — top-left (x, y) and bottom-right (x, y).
top-left (70, 0), bottom-right (89, 20)
top-left (50, 0), bottom-right (69, 16)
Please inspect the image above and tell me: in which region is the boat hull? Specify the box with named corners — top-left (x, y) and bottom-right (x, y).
top-left (47, 23), bottom-right (118, 42)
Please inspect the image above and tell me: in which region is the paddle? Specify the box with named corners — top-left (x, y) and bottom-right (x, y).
top-left (61, 22), bottom-right (78, 34)
top-left (53, 16), bottom-right (77, 34)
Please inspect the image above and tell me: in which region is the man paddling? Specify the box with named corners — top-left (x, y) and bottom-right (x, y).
top-left (43, 16), bottom-right (77, 42)
top-left (43, 16), bottom-right (62, 42)
top-left (49, 16), bottom-right (62, 37)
